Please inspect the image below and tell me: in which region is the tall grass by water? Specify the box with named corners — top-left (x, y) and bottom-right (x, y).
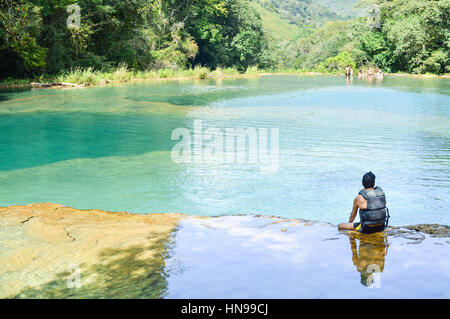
top-left (0, 65), bottom-right (323, 88)
top-left (53, 65), bottom-right (256, 86)
top-left (1, 64), bottom-right (448, 88)
top-left (54, 65), bottom-right (329, 86)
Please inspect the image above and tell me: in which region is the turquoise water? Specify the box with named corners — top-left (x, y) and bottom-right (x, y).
top-left (0, 75), bottom-right (449, 226)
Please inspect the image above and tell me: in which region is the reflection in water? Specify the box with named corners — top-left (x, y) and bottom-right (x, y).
top-left (163, 216), bottom-right (450, 298)
top-left (346, 231), bottom-right (389, 288)
top-left (6, 216), bottom-right (450, 298)
top-left (346, 76), bottom-right (353, 86)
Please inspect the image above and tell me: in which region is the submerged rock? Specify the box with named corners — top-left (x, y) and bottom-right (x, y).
top-left (403, 224), bottom-right (450, 237)
top-left (0, 203), bottom-right (182, 298)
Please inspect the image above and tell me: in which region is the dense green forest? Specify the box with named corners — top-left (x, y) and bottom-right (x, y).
top-left (0, 0), bottom-right (448, 81)
top-left (287, 0), bottom-right (449, 74)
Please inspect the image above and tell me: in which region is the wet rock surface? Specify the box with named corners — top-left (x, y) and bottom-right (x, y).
top-left (403, 224), bottom-right (449, 237)
top-left (0, 203), bottom-right (182, 298)
top-left (1, 204), bottom-right (449, 298)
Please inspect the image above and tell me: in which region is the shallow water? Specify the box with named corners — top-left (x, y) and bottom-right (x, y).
top-left (10, 215), bottom-right (450, 298)
top-left (164, 216), bottom-right (450, 298)
top-left (0, 75), bottom-right (449, 226)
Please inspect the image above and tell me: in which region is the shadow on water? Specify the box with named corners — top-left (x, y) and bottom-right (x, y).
top-left (0, 90), bottom-right (15, 103)
top-left (345, 231), bottom-right (389, 288)
top-left (13, 233), bottom-right (172, 299)
top-left (1, 75), bottom-right (449, 173)
top-left (0, 87), bottom-right (32, 102)
top-left (0, 112), bottom-right (185, 171)
top-left (0, 93), bottom-right (7, 103)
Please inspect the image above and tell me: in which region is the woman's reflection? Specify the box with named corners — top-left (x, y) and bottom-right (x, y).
top-left (346, 231), bottom-right (389, 287)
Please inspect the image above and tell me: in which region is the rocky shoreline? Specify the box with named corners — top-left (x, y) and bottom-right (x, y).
top-left (0, 203), bottom-right (448, 298)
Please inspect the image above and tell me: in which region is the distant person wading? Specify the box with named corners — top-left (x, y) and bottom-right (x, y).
top-left (345, 65), bottom-right (353, 78)
top-left (338, 172), bottom-right (390, 234)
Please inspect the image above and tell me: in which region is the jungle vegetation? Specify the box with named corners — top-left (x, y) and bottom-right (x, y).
top-left (0, 0), bottom-right (448, 81)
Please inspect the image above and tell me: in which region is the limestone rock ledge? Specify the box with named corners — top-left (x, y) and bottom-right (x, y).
top-left (1, 203), bottom-right (449, 298)
top-left (0, 203), bottom-right (184, 298)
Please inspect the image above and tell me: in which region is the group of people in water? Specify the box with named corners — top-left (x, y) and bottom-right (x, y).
top-left (345, 65), bottom-right (384, 82)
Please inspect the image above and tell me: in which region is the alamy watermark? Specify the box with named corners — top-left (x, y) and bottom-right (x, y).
top-left (366, 264), bottom-right (381, 288)
top-left (171, 120), bottom-right (279, 174)
top-left (367, 5), bottom-right (381, 29)
top-left (66, 264), bottom-right (81, 289)
top-left (67, 4), bottom-right (81, 29)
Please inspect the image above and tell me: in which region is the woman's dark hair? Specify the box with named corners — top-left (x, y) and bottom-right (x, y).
top-left (362, 171), bottom-right (376, 188)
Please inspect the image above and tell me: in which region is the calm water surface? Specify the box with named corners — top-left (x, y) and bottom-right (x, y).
top-left (164, 216), bottom-right (450, 298)
top-left (10, 215), bottom-right (450, 298)
top-left (0, 75), bottom-right (449, 226)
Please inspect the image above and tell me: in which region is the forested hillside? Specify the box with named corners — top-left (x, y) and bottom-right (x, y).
top-left (251, 0), bottom-right (359, 27)
top-left (0, 0), bottom-right (448, 81)
top-left (251, 0), bottom-right (448, 74)
top-left (291, 0), bottom-right (449, 74)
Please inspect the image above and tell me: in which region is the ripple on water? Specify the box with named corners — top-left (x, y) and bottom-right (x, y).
top-left (0, 76), bottom-right (449, 226)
